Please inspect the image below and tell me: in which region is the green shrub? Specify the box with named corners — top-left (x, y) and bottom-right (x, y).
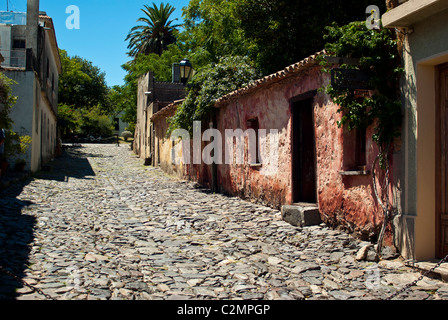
top-left (121, 131), bottom-right (133, 141)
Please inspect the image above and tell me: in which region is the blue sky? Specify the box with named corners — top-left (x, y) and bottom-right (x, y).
top-left (1, 0), bottom-right (190, 87)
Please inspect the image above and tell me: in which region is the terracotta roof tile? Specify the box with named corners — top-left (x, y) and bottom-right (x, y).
top-left (150, 99), bottom-right (184, 121)
top-left (149, 50), bottom-right (326, 119)
top-left (214, 50), bottom-right (325, 108)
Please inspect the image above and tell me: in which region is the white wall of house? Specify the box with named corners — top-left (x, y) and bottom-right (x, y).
top-left (4, 69), bottom-right (57, 172)
top-left (113, 111), bottom-right (129, 136)
top-left (1, 9), bottom-right (61, 173)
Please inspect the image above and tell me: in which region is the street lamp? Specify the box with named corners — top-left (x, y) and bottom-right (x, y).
top-left (179, 58), bottom-right (193, 86)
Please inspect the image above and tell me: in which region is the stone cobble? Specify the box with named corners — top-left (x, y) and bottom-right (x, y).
top-left (0, 144), bottom-right (447, 300)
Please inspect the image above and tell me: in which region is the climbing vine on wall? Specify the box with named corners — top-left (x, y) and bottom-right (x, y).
top-left (320, 21), bottom-right (404, 253)
top-left (0, 73), bottom-right (18, 130)
top-left (167, 55), bottom-right (260, 135)
top-left (320, 21), bottom-right (403, 163)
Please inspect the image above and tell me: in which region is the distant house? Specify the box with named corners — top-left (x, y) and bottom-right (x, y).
top-left (0, 0), bottom-right (61, 172)
top-left (112, 111), bottom-right (129, 137)
top-left (134, 71), bottom-right (186, 165)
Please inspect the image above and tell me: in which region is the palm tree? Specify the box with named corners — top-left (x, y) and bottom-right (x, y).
top-left (126, 2), bottom-right (181, 57)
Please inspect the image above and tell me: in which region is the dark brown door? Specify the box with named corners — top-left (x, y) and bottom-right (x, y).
top-left (437, 63), bottom-right (448, 258)
top-left (292, 98), bottom-right (316, 204)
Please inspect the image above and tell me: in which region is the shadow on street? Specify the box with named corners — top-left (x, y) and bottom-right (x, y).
top-left (0, 177), bottom-right (35, 300)
top-left (0, 144), bottom-right (99, 299)
top-left (35, 145), bottom-right (97, 182)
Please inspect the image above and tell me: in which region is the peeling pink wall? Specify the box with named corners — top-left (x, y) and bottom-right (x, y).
top-left (213, 65), bottom-right (388, 241)
top-left (157, 65), bottom-right (392, 242)
top-left (215, 67), bottom-right (325, 208)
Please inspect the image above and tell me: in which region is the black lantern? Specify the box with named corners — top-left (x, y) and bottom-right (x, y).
top-left (179, 58), bottom-right (193, 85)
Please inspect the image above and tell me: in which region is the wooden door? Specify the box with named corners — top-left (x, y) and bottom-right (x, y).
top-left (292, 98), bottom-right (317, 204)
top-left (437, 63), bottom-right (448, 258)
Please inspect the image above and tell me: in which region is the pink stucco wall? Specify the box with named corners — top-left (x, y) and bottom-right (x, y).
top-left (156, 64), bottom-right (392, 243)
top-left (212, 65), bottom-right (389, 242)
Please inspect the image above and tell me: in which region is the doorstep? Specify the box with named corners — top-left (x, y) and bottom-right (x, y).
top-left (281, 203), bottom-right (321, 227)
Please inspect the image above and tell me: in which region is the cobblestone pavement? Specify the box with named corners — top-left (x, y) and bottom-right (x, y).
top-left (1, 144), bottom-right (448, 301)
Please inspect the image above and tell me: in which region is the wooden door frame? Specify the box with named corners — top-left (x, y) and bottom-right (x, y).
top-left (290, 90), bottom-right (317, 204)
top-left (435, 62), bottom-right (448, 258)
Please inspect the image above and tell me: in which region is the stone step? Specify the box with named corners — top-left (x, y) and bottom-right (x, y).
top-left (281, 203), bottom-right (321, 227)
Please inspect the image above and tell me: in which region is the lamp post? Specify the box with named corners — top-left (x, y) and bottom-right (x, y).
top-left (179, 58), bottom-right (193, 86)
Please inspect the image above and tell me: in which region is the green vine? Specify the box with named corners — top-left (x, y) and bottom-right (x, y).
top-left (320, 21), bottom-right (403, 253)
top-left (320, 21), bottom-right (403, 165)
top-left (0, 73), bottom-right (18, 131)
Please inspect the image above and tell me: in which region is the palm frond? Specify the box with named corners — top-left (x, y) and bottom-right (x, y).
top-left (126, 2), bottom-right (180, 58)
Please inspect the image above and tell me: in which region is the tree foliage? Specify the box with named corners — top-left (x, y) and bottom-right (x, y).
top-left (58, 104), bottom-right (114, 137)
top-left (168, 56), bottom-right (259, 134)
top-left (121, 0), bottom-right (390, 132)
top-left (108, 84), bottom-right (136, 129)
top-left (58, 104), bottom-right (80, 136)
top-left (320, 21), bottom-right (403, 154)
top-left (58, 49), bottom-right (116, 137)
top-left (58, 49), bottom-right (111, 113)
top-left (0, 73), bottom-right (17, 130)
top-left (234, 0), bottom-right (387, 75)
top-left (181, 0), bottom-right (251, 66)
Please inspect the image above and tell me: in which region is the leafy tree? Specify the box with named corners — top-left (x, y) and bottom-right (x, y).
top-left (109, 84), bottom-right (136, 133)
top-left (57, 104), bottom-right (81, 137)
top-left (181, 0), bottom-right (251, 67)
top-left (58, 49), bottom-right (111, 113)
top-left (126, 2), bottom-right (181, 57)
top-left (234, 0), bottom-right (387, 75)
top-left (79, 106), bottom-right (114, 137)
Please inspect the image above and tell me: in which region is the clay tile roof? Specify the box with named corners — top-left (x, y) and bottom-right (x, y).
top-left (215, 50), bottom-right (326, 108)
top-left (150, 99), bottom-right (184, 121)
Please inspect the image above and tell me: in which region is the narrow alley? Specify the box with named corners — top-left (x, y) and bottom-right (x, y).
top-left (0, 144), bottom-right (447, 301)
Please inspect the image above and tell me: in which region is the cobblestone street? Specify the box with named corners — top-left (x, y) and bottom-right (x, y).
top-left (1, 144), bottom-right (448, 301)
